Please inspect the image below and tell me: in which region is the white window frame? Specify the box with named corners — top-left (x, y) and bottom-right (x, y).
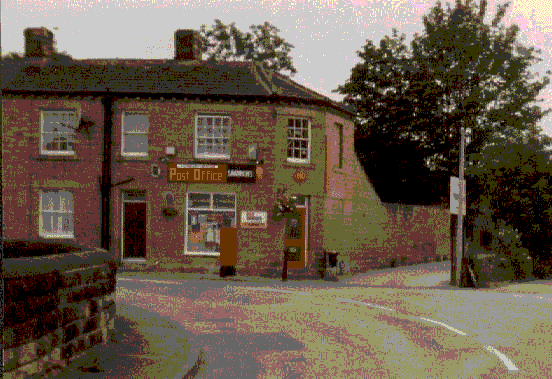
top-left (185, 192), bottom-right (237, 256)
top-left (122, 112), bottom-right (149, 157)
top-left (194, 114), bottom-right (232, 160)
top-left (40, 110), bottom-right (78, 155)
top-left (287, 117), bottom-right (311, 164)
top-left (39, 190), bottom-right (75, 239)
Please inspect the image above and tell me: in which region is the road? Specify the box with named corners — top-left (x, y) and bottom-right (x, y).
top-left (116, 262), bottom-right (552, 378)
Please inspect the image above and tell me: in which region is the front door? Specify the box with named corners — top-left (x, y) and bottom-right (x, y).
top-left (285, 207), bottom-right (307, 269)
top-left (123, 202), bottom-right (147, 259)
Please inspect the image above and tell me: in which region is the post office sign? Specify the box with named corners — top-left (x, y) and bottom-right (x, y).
top-left (168, 163), bottom-right (227, 183)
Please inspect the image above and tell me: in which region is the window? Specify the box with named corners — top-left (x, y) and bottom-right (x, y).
top-left (186, 192), bottom-right (236, 254)
top-left (40, 190), bottom-right (74, 238)
top-left (287, 118), bottom-right (311, 163)
top-left (337, 123), bottom-right (344, 168)
top-left (40, 110), bottom-right (77, 155)
top-left (122, 112), bottom-right (149, 156)
top-left (195, 114), bottom-right (231, 159)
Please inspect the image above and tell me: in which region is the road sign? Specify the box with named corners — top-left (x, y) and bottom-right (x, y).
top-left (450, 176), bottom-right (466, 215)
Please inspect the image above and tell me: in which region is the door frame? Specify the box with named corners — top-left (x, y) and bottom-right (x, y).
top-left (286, 196), bottom-right (309, 269)
top-left (121, 192), bottom-right (147, 262)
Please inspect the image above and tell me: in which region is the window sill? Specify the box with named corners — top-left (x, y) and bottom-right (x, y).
top-left (36, 155), bottom-right (80, 161)
top-left (283, 162), bottom-right (316, 170)
top-left (184, 252), bottom-right (221, 257)
top-left (116, 156), bottom-right (150, 162)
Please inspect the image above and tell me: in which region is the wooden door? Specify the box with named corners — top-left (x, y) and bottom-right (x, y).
top-left (123, 202), bottom-right (147, 259)
top-left (285, 208), bottom-right (307, 269)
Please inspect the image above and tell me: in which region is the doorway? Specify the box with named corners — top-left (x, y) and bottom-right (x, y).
top-left (122, 191), bottom-right (147, 260)
top-left (285, 196), bottom-right (308, 269)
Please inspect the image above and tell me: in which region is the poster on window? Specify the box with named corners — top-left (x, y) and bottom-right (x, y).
top-left (241, 211), bottom-right (267, 229)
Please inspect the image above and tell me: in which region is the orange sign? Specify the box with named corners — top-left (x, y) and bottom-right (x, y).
top-left (168, 163), bottom-right (227, 183)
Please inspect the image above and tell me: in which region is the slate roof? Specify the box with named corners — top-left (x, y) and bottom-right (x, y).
top-left (1, 58), bottom-right (354, 116)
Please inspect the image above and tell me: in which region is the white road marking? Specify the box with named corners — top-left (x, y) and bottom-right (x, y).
top-left (419, 317), bottom-right (467, 336)
top-left (484, 345), bottom-right (519, 371)
top-left (336, 297), bottom-right (395, 312)
top-left (118, 277), bottom-right (180, 285)
top-left (118, 276), bottom-right (522, 372)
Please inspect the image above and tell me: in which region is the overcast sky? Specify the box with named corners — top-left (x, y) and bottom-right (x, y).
top-left (2, 0), bottom-right (551, 136)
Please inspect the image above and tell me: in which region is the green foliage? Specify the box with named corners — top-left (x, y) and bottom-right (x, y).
top-left (336, 0), bottom-right (552, 259)
top-left (199, 19), bottom-right (297, 75)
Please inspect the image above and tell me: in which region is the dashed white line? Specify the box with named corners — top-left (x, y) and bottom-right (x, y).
top-left (336, 297), bottom-right (396, 312)
top-left (118, 277), bottom-right (521, 372)
top-left (419, 317), bottom-right (467, 336)
top-left (484, 345), bottom-right (519, 371)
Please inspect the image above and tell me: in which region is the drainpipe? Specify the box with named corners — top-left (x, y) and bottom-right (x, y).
top-left (101, 88), bottom-right (114, 250)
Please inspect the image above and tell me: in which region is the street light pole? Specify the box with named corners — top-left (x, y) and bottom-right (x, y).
top-left (455, 125), bottom-right (466, 287)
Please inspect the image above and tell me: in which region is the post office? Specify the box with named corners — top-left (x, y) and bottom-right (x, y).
top-left (2, 27), bottom-right (450, 278)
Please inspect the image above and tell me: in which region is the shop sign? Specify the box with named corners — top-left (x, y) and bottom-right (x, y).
top-left (168, 163), bottom-right (227, 183)
top-left (241, 211), bottom-right (267, 229)
top-left (227, 164), bottom-right (256, 183)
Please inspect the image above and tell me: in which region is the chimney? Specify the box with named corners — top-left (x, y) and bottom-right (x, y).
top-left (24, 27), bottom-right (55, 57)
top-left (174, 30), bottom-right (202, 61)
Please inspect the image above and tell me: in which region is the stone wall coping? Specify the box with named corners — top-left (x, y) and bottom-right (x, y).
top-left (4, 248), bottom-right (118, 280)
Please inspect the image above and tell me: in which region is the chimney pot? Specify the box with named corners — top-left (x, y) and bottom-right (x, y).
top-left (24, 27), bottom-right (55, 58)
top-left (174, 29), bottom-right (202, 61)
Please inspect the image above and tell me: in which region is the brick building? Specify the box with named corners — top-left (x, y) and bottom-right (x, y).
top-left (2, 27), bottom-right (450, 277)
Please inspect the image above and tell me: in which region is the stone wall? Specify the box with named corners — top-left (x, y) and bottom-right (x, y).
top-left (4, 248), bottom-right (118, 379)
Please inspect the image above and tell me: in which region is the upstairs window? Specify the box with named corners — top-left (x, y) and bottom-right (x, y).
top-left (195, 114), bottom-right (231, 159)
top-left (40, 190), bottom-right (74, 238)
top-left (122, 112), bottom-right (149, 156)
top-left (287, 118), bottom-right (311, 164)
top-left (40, 110), bottom-right (77, 155)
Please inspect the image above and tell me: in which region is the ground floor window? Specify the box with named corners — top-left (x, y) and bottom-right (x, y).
top-left (186, 192), bottom-right (236, 254)
top-left (39, 190), bottom-right (74, 238)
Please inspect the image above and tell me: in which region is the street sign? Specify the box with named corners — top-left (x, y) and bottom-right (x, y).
top-left (450, 176), bottom-right (466, 215)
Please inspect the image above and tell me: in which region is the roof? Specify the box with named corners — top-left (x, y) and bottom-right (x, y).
top-left (1, 58), bottom-right (354, 117)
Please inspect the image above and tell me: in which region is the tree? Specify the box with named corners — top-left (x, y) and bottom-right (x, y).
top-left (336, 0), bottom-right (550, 181)
top-left (199, 19), bottom-right (297, 75)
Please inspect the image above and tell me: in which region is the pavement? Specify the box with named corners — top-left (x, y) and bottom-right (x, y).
top-left (59, 303), bottom-right (201, 379)
top-left (69, 261), bottom-right (552, 378)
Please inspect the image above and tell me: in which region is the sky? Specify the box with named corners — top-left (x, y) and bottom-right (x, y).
top-left (2, 0), bottom-right (551, 136)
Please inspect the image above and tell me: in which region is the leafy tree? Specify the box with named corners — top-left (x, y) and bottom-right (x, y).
top-left (199, 19), bottom-right (297, 75)
top-left (336, 0), bottom-right (550, 185)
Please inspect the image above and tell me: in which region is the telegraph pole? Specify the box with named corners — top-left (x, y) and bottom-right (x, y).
top-left (455, 126), bottom-right (466, 287)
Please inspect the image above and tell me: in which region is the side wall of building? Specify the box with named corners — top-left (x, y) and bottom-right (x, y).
top-left (322, 112), bottom-right (391, 271)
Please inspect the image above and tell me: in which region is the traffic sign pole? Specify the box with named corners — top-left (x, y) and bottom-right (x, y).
top-left (456, 127), bottom-right (465, 287)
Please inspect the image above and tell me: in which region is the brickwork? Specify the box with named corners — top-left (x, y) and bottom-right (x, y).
top-left (4, 260), bottom-right (118, 379)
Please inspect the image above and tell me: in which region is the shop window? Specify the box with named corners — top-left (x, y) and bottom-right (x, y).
top-left (40, 190), bottom-right (74, 238)
top-left (186, 192), bottom-right (236, 254)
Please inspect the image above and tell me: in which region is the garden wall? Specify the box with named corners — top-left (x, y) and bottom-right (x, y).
top-left (4, 247), bottom-right (118, 379)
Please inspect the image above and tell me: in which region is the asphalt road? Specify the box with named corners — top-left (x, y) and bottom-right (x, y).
top-left (116, 262), bottom-right (552, 378)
